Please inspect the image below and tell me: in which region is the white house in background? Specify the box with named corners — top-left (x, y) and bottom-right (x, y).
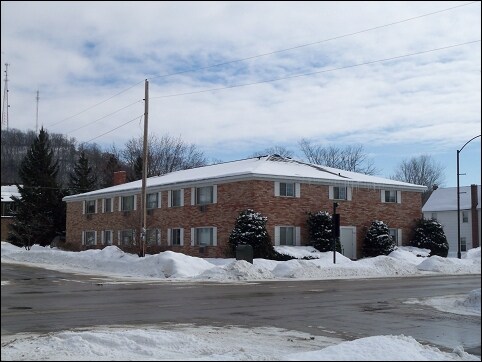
top-left (1, 185), bottom-right (20, 241)
top-left (422, 184), bottom-right (481, 257)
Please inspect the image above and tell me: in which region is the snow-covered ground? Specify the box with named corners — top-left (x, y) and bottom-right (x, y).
top-left (1, 242), bottom-right (480, 361)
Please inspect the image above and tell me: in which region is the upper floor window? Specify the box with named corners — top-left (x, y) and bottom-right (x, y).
top-left (381, 190), bottom-right (400, 203)
top-left (275, 182), bottom-right (300, 198)
top-left (121, 195), bottom-right (135, 211)
top-left (334, 186), bottom-right (347, 200)
top-left (170, 189), bottom-right (183, 207)
top-left (85, 200), bottom-right (96, 214)
top-left (462, 211), bottom-right (469, 223)
top-left (146, 193), bottom-right (159, 209)
top-left (196, 186), bottom-right (214, 205)
top-left (103, 198), bottom-right (112, 213)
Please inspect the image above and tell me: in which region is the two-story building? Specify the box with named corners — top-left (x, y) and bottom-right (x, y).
top-left (422, 184), bottom-right (480, 257)
top-left (63, 155), bottom-right (426, 259)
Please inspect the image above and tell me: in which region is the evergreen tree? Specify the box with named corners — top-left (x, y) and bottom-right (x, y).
top-left (128, 155), bottom-right (143, 182)
top-left (228, 209), bottom-right (274, 259)
top-left (363, 220), bottom-right (396, 257)
top-left (410, 218), bottom-right (449, 257)
top-left (8, 127), bottom-right (66, 249)
top-left (307, 211), bottom-right (341, 252)
top-left (69, 151), bottom-right (97, 195)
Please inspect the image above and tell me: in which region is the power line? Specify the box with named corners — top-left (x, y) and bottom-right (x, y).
top-left (65, 99), bottom-right (142, 135)
top-left (150, 40), bottom-right (481, 99)
top-left (146, 1), bottom-right (479, 81)
top-left (83, 114), bottom-right (144, 144)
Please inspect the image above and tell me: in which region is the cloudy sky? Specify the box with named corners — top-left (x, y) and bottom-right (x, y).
top-left (1, 1), bottom-right (480, 187)
top-left (1, 242), bottom-right (481, 360)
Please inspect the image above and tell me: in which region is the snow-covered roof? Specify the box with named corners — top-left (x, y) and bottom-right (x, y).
top-left (422, 185), bottom-right (481, 212)
top-left (1, 185), bottom-right (20, 202)
top-left (63, 155), bottom-right (427, 201)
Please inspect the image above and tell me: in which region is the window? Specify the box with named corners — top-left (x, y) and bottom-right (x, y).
top-left (121, 195), bottom-right (135, 211)
top-left (431, 213), bottom-right (437, 221)
top-left (280, 182), bottom-right (295, 197)
top-left (196, 186), bottom-right (213, 205)
top-left (103, 230), bottom-right (113, 245)
top-left (194, 227), bottom-right (215, 246)
top-left (120, 229), bottom-right (135, 246)
top-left (461, 237), bottom-right (467, 252)
top-left (83, 231), bottom-right (96, 246)
top-left (334, 186), bottom-right (347, 200)
top-left (171, 189), bottom-right (183, 207)
top-left (146, 229), bottom-right (160, 246)
top-left (280, 226), bottom-right (295, 246)
top-left (382, 190), bottom-right (399, 203)
top-left (462, 211), bottom-right (469, 223)
top-left (1, 202), bottom-right (16, 216)
top-left (170, 228), bottom-right (183, 246)
top-left (85, 200), bottom-right (96, 214)
top-left (103, 198), bottom-right (112, 213)
top-left (389, 228), bottom-right (402, 246)
top-left (146, 193), bottom-right (158, 209)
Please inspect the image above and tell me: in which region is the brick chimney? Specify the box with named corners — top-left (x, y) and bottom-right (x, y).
top-left (471, 184), bottom-right (479, 248)
top-left (113, 171), bottom-right (127, 186)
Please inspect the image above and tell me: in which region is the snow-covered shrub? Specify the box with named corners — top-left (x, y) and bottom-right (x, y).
top-left (410, 218), bottom-right (449, 257)
top-left (307, 211), bottom-right (341, 253)
top-left (363, 220), bottom-right (396, 257)
top-left (228, 209), bottom-right (275, 259)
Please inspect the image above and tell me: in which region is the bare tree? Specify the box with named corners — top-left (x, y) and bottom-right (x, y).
top-left (121, 134), bottom-right (207, 177)
top-left (391, 154), bottom-right (445, 190)
top-left (250, 145), bottom-right (294, 158)
top-left (298, 138), bottom-right (377, 175)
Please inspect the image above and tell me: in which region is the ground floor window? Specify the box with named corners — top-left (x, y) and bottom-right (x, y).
top-left (103, 230), bottom-right (113, 245)
top-left (280, 226), bottom-right (295, 246)
top-left (461, 237), bottom-right (467, 252)
top-left (83, 230), bottom-right (96, 246)
top-left (120, 229), bottom-right (135, 246)
top-left (146, 228), bottom-right (160, 246)
top-left (169, 228), bottom-right (183, 246)
top-left (194, 227), bottom-right (216, 246)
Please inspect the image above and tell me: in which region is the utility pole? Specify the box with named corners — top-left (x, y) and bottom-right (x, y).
top-left (140, 79), bottom-right (149, 257)
top-left (36, 90), bottom-right (39, 133)
top-left (2, 63), bottom-right (10, 130)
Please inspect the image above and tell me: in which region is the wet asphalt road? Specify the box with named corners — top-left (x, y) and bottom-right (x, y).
top-left (1, 263), bottom-right (480, 356)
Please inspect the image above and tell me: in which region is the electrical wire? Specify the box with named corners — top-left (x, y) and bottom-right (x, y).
top-left (83, 114), bottom-right (144, 144)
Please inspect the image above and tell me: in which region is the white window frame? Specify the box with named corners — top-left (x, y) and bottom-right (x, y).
top-left (119, 195), bottom-right (137, 211)
top-left (462, 211), bottom-right (469, 223)
top-left (119, 229), bottom-right (136, 246)
top-left (381, 190), bottom-right (401, 203)
top-left (85, 200), bottom-right (96, 214)
top-left (82, 230), bottom-right (97, 246)
top-left (146, 192), bottom-right (160, 210)
top-left (169, 189), bottom-right (184, 207)
top-left (102, 230), bottom-right (113, 245)
top-left (102, 198), bottom-right (113, 213)
top-left (389, 228), bottom-right (403, 246)
top-left (192, 186), bottom-right (217, 205)
top-left (168, 228), bottom-right (184, 246)
top-left (191, 227), bottom-right (217, 246)
top-left (274, 182), bottom-right (300, 198)
top-left (274, 226), bottom-right (301, 246)
top-left (146, 228), bottom-right (161, 246)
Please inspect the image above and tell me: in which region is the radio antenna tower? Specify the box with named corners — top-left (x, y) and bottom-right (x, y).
top-left (2, 63), bottom-right (10, 130)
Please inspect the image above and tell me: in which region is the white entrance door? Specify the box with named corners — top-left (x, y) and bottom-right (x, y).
top-left (340, 227), bottom-right (356, 259)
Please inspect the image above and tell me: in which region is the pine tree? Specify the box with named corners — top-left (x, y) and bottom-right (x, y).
top-left (307, 211), bottom-right (341, 252)
top-left (410, 218), bottom-right (449, 257)
top-left (228, 209), bottom-right (274, 259)
top-left (69, 151), bottom-right (97, 195)
top-left (8, 127), bottom-right (66, 249)
top-left (128, 155), bottom-right (143, 182)
top-left (363, 220), bottom-right (396, 257)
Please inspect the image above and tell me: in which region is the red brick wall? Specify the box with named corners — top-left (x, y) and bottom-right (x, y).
top-left (65, 180), bottom-right (423, 258)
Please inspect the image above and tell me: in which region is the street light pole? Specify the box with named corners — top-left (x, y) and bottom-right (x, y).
top-left (457, 134), bottom-right (481, 259)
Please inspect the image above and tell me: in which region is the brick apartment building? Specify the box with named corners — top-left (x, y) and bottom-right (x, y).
top-left (62, 155), bottom-right (426, 259)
